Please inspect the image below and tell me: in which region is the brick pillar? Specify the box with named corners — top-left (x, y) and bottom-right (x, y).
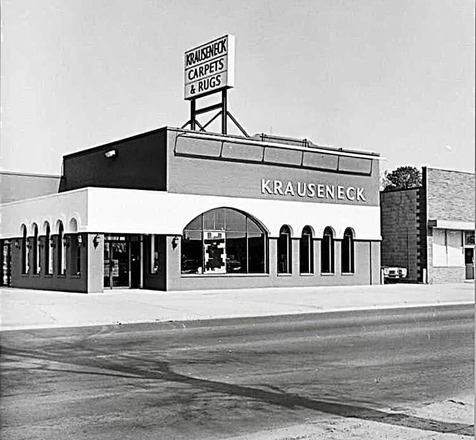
top-left (87, 234), bottom-right (104, 293)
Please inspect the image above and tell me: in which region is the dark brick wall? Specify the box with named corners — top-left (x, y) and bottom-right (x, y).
top-left (380, 188), bottom-right (422, 282)
top-left (431, 267), bottom-right (466, 284)
top-left (425, 167), bottom-right (475, 223)
top-left (60, 129), bottom-right (167, 192)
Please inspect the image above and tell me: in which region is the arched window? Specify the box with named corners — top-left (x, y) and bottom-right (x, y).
top-left (45, 223), bottom-right (51, 275)
top-left (181, 208), bottom-right (267, 275)
top-left (58, 222), bottom-right (66, 275)
top-left (277, 225), bottom-right (292, 274)
top-left (21, 225), bottom-right (28, 274)
top-left (32, 224), bottom-right (39, 274)
top-left (300, 226), bottom-right (313, 274)
top-left (342, 228), bottom-right (355, 273)
top-left (68, 219), bottom-right (81, 276)
top-left (321, 227), bottom-right (335, 274)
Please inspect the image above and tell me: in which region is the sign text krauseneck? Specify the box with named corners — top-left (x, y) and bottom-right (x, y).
top-left (261, 179), bottom-right (366, 202)
top-left (184, 35), bottom-right (235, 100)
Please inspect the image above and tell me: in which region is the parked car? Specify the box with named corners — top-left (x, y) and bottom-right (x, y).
top-left (382, 266), bottom-right (408, 282)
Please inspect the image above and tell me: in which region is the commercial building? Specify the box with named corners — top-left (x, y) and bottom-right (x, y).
top-left (0, 127), bottom-right (382, 292)
top-left (380, 167), bottom-right (475, 284)
top-left (0, 171), bottom-right (61, 204)
top-left (1, 171), bottom-right (62, 287)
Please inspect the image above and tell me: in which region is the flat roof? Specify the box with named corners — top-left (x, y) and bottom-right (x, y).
top-left (62, 126), bottom-right (380, 160)
top-left (0, 170), bottom-right (61, 179)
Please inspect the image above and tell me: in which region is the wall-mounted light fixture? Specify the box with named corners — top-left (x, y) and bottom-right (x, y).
top-left (14, 239), bottom-right (20, 249)
top-left (93, 234), bottom-right (101, 249)
top-left (104, 149), bottom-right (117, 159)
top-left (63, 236), bottom-right (70, 248)
top-left (50, 237), bottom-right (56, 248)
top-left (77, 234), bottom-right (83, 246)
top-left (172, 236), bottom-right (179, 249)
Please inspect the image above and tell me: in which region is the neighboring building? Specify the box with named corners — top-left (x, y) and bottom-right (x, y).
top-left (380, 167), bottom-right (475, 284)
top-left (0, 171), bottom-right (61, 204)
top-left (1, 127), bottom-right (382, 292)
top-left (1, 171), bottom-right (62, 286)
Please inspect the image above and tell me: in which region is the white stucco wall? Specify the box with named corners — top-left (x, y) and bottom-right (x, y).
top-left (1, 187), bottom-right (381, 240)
top-left (1, 188), bottom-right (89, 237)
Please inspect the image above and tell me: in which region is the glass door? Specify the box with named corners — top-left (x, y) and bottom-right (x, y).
top-left (104, 240), bottom-right (130, 288)
top-left (464, 231), bottom-right (474, 280)
top-left (465, 248), bottom-right (474, 280)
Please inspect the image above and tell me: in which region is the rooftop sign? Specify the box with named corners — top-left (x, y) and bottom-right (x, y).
top-left (184, 34), bottom-right (235, 100)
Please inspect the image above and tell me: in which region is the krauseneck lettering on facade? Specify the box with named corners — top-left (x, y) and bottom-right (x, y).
top-left (261, 179), bottom-right (366, 201)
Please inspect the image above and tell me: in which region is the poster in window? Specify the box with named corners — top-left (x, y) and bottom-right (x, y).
top-left (465, 231), bottom-right (475, 246)
top-left (111, 259), bottom-right (119, 277)
top-left (204, 231), bottom-right (226, 274)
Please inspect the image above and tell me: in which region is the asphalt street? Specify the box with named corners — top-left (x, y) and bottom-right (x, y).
top-left (1, 304), bottom-right (474, 440)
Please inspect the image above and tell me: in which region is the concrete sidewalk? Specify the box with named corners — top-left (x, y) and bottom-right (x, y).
top-left (0, 283), bottom-right (474, 331)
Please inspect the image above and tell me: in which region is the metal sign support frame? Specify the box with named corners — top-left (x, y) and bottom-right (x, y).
top-left (182, 89), bottom-right (249, 137)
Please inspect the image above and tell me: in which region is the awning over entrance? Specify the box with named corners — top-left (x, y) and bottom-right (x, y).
top-left (428, 219), bottom-right (475, 231)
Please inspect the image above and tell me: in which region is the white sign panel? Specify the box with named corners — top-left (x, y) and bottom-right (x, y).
top-left (204, 230), bottom-right (226, 274)
top-left (184, 34), bottom-right (235, 100)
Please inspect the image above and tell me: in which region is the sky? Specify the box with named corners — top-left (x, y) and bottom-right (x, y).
top-left (1, 0), bottom-right (475, 176)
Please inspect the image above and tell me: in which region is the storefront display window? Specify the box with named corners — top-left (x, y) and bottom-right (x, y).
top-left (182, 230), bottom-right (203, 274)
top-left (433, 229), bottom-right (464, 267)
top-left (181, 208), bottom-right (267, 275)
top-left (247, 218), bottom-right (266, 273)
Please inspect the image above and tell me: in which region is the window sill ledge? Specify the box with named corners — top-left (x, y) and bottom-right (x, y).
top-left (342, 272), bottom-right (355, 276)
top-left (321, 273), bottom-right (335, 276)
